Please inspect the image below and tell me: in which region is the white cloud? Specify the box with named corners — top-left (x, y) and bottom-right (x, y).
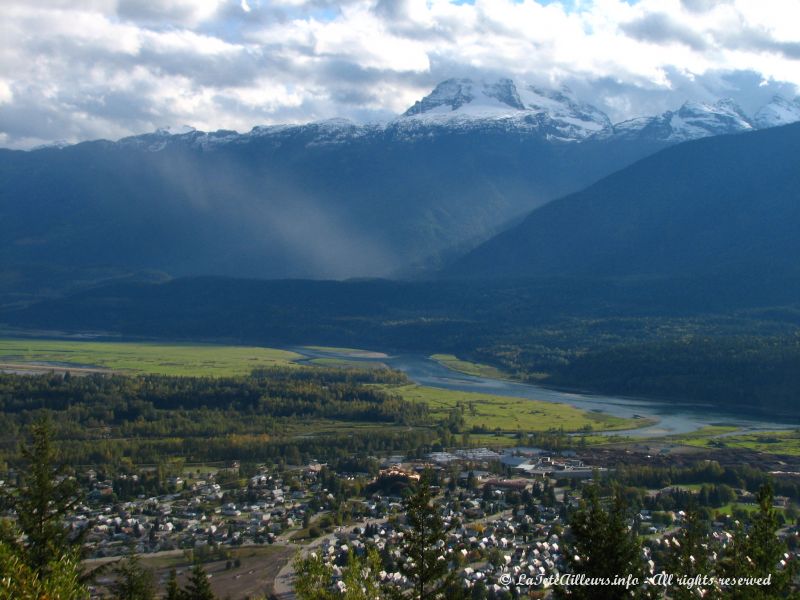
top-left (0, 0), bottom-right (799, 148)
top-left (311, 5), bottom-right (431, 72)
top-left (0, 80), bottom-right (13, 105)
top-left (143, 29), bottom-right (243, 57)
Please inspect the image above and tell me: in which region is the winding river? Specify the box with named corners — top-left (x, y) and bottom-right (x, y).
top-left (293, 347), bottom-right (798, 438)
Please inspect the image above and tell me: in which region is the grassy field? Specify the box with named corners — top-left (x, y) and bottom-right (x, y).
top-left (573, 425), bottom-right (750, 450)
top-left (429, 353), bottom-right (509, 379)
top-left (0, 338), bottom-right (301, 376)
top-left (308, 357), bottom-right (387, 369)
top-left (390, 384), bottom-right (640, 433)
top-left (662, 483), bottom-right (706, 492)
top-left (665, 425), bottom-right (741, 441)
top-left (675, 429), bottom-right (800, 455)
top-left (303, 345), bottom-right (388, 358)
top-left (712, 502), bottom-right (762, 517)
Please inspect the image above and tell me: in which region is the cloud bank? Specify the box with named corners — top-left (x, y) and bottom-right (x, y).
top-left (1, 0), bottom-right (799, 148)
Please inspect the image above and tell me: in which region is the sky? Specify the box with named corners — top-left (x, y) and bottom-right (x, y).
top-left (1, 0), bottom-right (799, 149)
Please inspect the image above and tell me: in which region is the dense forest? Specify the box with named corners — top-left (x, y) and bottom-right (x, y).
top-left (539, 335), bottom-right (800, 414)
top-left (0, 367), bottom-right (438, 467)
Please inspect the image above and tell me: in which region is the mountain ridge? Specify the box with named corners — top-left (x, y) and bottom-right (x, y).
top-left (3, 78), bottom-right (800, 292)
top-left (444, 122), bottom-right (800, 281)
top-left (16, 78), bottom-right (800, 153)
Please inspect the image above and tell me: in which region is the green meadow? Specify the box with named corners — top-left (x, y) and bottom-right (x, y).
top-left (667, 425), bottom-right (741, 440)
top-left (429, 353), bottom-right (509, 379)
top-left (390, 384), bottom-right (638, 433)
top-left (307, 357), bottom-right (387, 369)
top-left (675, 428), bottom-right (800, 456)
top-left (303, 345), bottom-right (388, 358)
top-left (0, 338), bottom-right (301, 376)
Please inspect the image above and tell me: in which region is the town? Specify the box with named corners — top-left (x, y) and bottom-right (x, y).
top-left (4, 441), bottom-right (796, 599)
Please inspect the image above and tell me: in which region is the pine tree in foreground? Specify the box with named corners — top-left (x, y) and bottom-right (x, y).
top-left (1, 418), bottom-right (82, 576)
top-left (165, 567), bottom-right (181, 600)
top-left (110, 553), bottom-right (156, 600)
top-left (556, 485), bottom-right (653, 600)
top-left (293, 546), bottom-right (386, 600)
top-left (183, 562), bottom-right (216, 600)
top-left (394, 471), bottom-right (458, 600)
top-left (664, 507), bottom-right (719, 600)
top-left (717, 483), bottom-right (798, 600)
top-left (293, 552), bottom-right (336, 600)
top-left (0, 418), bottom-right (88, 599)
top-left (0, 540), bottom-right (85, 600)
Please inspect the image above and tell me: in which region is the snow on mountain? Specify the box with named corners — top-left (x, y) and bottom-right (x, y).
top-left (155, 124), bottom-right (197, 136)
top-left (397, 78), bottom-right (611, 141)
top-left (110, 78), bottom-right (616, 151)
top-left (31, 139), bottom-right (71, 150)
top-left (248, 118), bottom-right (379, 147)
top-left (118, 126), bottom-right (227, 151)
top-left (54, 79), bottom-right (800, 153)
top-left (518, 85), bottom-right (611, 134)
top-left (403, 78), bottom-right (526, 116)
top-left (753, 95), bottom-right (800, 129)
top-left (608, 98), bottom-right (753, 143)
top-left (673, 99), bottom-right (753, 137)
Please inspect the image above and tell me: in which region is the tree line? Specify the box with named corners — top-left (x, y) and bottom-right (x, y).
top-left (0, 368), bottom-right (432, 468)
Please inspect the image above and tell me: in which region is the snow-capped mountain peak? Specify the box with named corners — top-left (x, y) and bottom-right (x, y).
top-left (608, 98), bottom-right (753, 143)
top-left (519, 84), bottom-right (611, 132)
top-left (669, 98), bottom-right (753, 138)
top-left (60, 78), bottom-right (800, 153)
top-left (753, 95), bottom-right (800, 129)
top-left (154, 124), bottom-right (197, 136)
top-left (403, 78), bottom-right (526, 117)
top-left (678, 98), bottom-right (749, 121)
top-left (399, 78), bottom-right (611, 141)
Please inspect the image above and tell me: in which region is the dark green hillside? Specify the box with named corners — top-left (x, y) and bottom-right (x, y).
top-left (445, 123), bottom-right (800, 280)
top-left (544, 335), bottom-right (800, 416)
top-left (7, 274), bottom-right (800, 349)
top-left (0, 125), bottom-right (666, 297)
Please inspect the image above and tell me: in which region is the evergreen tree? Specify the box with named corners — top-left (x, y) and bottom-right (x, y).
top-left (466, 470), bottom-right (476, 491)
top-left (0, 540), bottom-right (85, 600)
top-left (165, 568), bottom-right (182, 600)
top-left (293, 547), bottom-right (385, 600)
top-left (664, 508), bottom-right (719, 600)
top-left (470, 580), bottom-right (488, 600)
top-left (556, 485), bottom-right (651, 600)
top-left (394, 471), bottom-right (457, 600)
top-left (1, 418), bottom-right (82, 576)
top-left (293, 552), bottom-right (336, 600)
top-left (341, 548), bottom-right (384, 600)
top-left (110, 553), bottom-right (156, 600)
top-left (0, 418), bottom-right (88, 599)
top-left (717, 483), bottom-right (798, 599)
top-left (183, 562), bottom-right (215, 600)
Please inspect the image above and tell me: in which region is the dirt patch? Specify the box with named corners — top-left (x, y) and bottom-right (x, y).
top-left (90, 545), bottom-right (295, 600)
